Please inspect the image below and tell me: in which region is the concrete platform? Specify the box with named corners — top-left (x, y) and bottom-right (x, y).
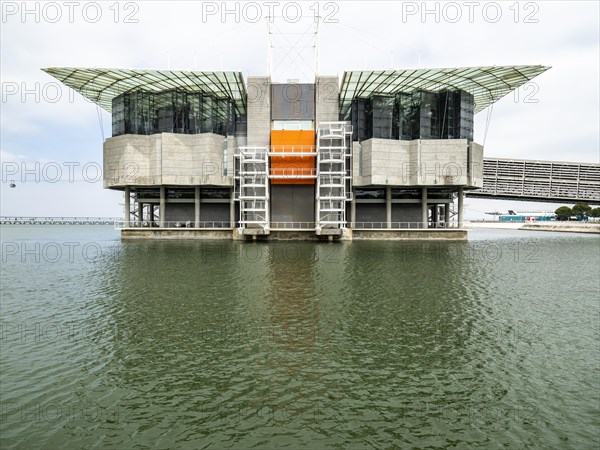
top-left (242, 228), bottom-right (270, 236)
top-left (121, 228), bottom-right (467, 241)
top-left (316, 228), bottom-right (343, 237)
top-left (121, 229), bottom-right (234, 240)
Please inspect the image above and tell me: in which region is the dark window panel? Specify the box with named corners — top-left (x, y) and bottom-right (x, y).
top-left (111, 90), bottom-right (237, 137)
top-left (347, 90), bottom-right (474, 142)
top-left (354, 188), bottom-right (386, 200)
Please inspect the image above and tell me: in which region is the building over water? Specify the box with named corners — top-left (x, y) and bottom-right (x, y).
top-left (44, 65), bottom-right (549, 240)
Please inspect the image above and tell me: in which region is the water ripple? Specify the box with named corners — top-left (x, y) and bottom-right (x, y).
top-left (1, 227), bottom-right (598, 448)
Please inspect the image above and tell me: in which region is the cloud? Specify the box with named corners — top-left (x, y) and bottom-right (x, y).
top-left (1, 0), bottom-right (598, 217)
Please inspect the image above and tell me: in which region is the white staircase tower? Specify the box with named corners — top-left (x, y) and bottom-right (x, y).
top-left (236, 146), bottom-right (270, 234)
top-left (315, 122), bottom-right (353, 233)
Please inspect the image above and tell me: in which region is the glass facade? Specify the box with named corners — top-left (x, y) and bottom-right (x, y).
top-left (167, 188), bottom-right (195, 199)
top-left (349, 90), bottom-right (474, 142)
top-left (427, 189), bottom-right (455, 199)
top-left (391, 189), bottom-right (420, 199)
top-left (112, 90), bottom-right (238, 137)
top-left (354, 188), bottom-right (386, 200)
top-left (201, 188), bottom-right (231, 199)
top-left (130, 188), bottom-right (231, 200)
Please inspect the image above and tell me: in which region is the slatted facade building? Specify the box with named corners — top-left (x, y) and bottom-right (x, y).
top-left (469, 158), bottom-right (600, 204)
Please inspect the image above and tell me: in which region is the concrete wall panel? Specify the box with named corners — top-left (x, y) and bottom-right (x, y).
top-left (104, 133), bottom-right (233, 188)
top-left (315, 76), bottom-right (339, 126)
top-left (391, 204), bottom-right (423, 223)
top-left (247, 76), bottom-right (271, 146)
top-left (352, 138), bottom-right (483, 189)
top-left (271, 185), bottom-right (315, 223)
top-left (356, 203), bottom-right (386, 223)
top-left (164, 204), bottom-right (194, 222)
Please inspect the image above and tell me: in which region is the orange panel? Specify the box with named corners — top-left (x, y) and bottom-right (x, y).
top-left (270, 130), bottom-right (315, 185)
top-left (271, 130), bottom-right (315, 146)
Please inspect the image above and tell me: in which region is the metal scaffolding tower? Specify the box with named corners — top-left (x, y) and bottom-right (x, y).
top-left (236, 146), bottom-right (270, 232)
top-left (316, 122), bottom-right (353, 232)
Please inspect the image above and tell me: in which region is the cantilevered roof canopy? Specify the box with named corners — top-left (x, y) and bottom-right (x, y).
top-left (42, 67), bottom-right (247, 114)
top-left (339, 65), bottom-right (550, 116)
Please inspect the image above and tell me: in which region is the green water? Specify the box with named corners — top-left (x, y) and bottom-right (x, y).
top-left (1, 226), bottom-right (599, 449)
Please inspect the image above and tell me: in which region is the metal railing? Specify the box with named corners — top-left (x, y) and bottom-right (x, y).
top-left (2, 217), bottom-right (119, 225)
top-left (317, 122), bottom-right (353, 137)
top-left (270, 222), bottom-right (316, 230)
top-left (269, 145), bottom-right (316, 154)
top-left (269, 168), bottom-right (317, 178)
top-left (319, 150), bottom-right (347, 161)
top-left (114, 221), bottom-right (463, 232)
top-left (115, 221), bottom-right (232, 230)
top-left (352, 222), bottom-right (461, 230)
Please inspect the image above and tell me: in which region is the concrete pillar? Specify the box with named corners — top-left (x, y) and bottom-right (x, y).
top-left (350, 190), bottom-right (356, 228)
top-left (386, 187), bottom-right (392, 229)
top-left (124, 186), bottom-right (130, 227)
top-left (159, 186), bottom-right (166, 228)
top-left (432, 204), bottom-right (438, 227)
top-left (421, 187), bottom-right (428, 229)
top-left (458, 187), bottom-right (464, 228)
top-left (138, 202), bottom-right (144, 224)
top-left (150, 204), bottom-right (155, 223)
top-left (230, 187), bottom-right (235, 228)
top-left (247, 77), bottom-right (271, 147)
top-left (195, 186), bottom-right (201, 228)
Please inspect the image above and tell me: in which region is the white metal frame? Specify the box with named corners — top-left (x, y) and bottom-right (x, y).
top-left (315, 122), bottom-right (353, 231)
top-left (235, 146), bottom-right (270, 232)
top-left (268, 145), bottom-right (317, 180)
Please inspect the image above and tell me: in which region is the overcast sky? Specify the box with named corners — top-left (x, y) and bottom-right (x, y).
top-left (1, 0), bottom-right (598, 218)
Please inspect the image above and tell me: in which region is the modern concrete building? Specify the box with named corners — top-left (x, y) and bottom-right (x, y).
top-left (44, 65), bottom-right (549, 240)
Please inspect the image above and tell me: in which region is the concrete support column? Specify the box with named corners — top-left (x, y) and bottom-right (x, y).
top-left (138, 202), bottom-right (144, 224)
top-left (350, 190), bottom-right (356, 228)
top-left (159, 186), bottom-right (166, 228)
top-left (421, 187), bottom-right (428, 229)
top-left (150, 205), bottom-right (155, 223)
top-left (124, 186), bottom-right (130, 227)
top-left (458, 187), bottom-right (464, 229)
top-left (432, 204), bottom-right (438, 227)
top-left (386, 187), bottom-right (392, 229)
top-left (195, 186), bottom-right (201, 228)
top-left (230, 187), bottom-right (235, 228)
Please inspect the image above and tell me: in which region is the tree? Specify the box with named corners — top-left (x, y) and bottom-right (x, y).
top-left (555, 206), bottom-right (572, 221)
top-left (572, 203), bottom-right (592, 219)
top-left (590, 207), bottom-right (600, 219)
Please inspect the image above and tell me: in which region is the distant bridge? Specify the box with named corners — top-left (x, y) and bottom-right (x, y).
top-left (0, 217), bottom-right (119, 225)
top-left (467, 158), bottom-right (600, 204)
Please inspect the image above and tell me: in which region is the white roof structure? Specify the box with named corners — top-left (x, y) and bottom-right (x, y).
top-left (42, 67), bottom-right (247, 114)
top-left (339, 65), bottom-right (550, 116)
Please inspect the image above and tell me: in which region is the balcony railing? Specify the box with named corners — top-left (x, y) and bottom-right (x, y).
top-left (270, 222), bottom-right (316, 230)
top-left (114, 221), bottom-right (463, 231)
top-left (115, 221), bottom-right (232, 230)
top-left (269, 168), bottom-right (317, 178)
top-left (352, 222), bottom-right (461, 230)
top-left (269, 145), bottom-right (316, 155)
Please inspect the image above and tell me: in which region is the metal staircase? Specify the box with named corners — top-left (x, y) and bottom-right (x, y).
top-left (236, 146), bottom-right (270, 233)
top-left (315, 122), bottom-right (353, 233)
